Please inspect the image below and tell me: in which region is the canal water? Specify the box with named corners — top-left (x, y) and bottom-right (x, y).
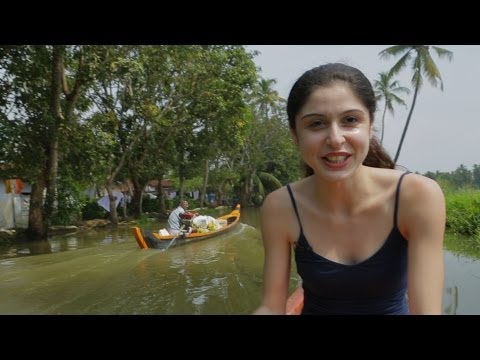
top-left (0, 208), bottom-right (478, 314)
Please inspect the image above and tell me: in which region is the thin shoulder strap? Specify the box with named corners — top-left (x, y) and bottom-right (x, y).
top-left (286, 184), bottom-right (304, 233)
top-left (394, 171), bottom-right (411, 228)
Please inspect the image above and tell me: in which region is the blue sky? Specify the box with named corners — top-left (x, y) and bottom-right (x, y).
top-left (247, 45), bottom-right (479, 174)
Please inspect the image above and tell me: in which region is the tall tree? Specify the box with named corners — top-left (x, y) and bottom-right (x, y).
top-left (373, 71), bottom-right (410, 144)
top-left (87, 45), bottom-right (147, 225)
top-left (0, 46), bottom-right (92, 238)
top-left (379, 45), bottom-right (453, 163)
top-left (256, 78), bottom-right (284, 120)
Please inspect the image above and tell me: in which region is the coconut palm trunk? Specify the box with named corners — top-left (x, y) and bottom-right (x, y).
top-left (380, 105), bottom-right (387, 144)
top-left (394, 85), bottom-right (419, 164)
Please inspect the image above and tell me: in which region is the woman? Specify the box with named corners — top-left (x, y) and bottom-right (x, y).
top-left (254, 63), bottom-right (445, 315)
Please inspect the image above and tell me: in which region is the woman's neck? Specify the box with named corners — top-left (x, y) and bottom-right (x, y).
top-left (310, 167), bottom-right (373, 217)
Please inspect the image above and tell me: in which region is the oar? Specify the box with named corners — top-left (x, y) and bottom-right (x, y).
top-left (164, 225), bottom-right (185, 251)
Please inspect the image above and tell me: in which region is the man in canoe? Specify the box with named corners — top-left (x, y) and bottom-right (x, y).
top-left (167, 200), bottom-right (198, 235)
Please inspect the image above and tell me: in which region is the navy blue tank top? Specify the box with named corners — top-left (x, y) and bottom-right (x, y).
top-left (287, 172), bottom-right (410, 315)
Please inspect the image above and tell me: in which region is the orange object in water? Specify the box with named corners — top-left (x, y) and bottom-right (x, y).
top-left (286, 287), bottom-right (304, 315)
top-left (132, 226), bottom-right (149, 249)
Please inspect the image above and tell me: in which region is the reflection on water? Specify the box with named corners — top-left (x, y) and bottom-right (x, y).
top-left (444, 286), bottom-right (458, 315)
top-left (0, 207), bottom-right (479, 314)
top-left (442, 250), bottom-right (480, 315)
top-left (0, 227), bottom-right (134, 260)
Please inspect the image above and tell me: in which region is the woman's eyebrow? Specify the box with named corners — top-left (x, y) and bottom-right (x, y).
top-left (300, 109), bottom-right (365, 121)
top-left (300, 113), bottom-right (325, 121)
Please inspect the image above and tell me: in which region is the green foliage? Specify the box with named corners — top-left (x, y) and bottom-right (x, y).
top-left (142, 196), bottom-right (159, 213)
top-left (135, 213), bottom-right (156, 228)
top-left (445, 189), bottom-right (480, 237)
top-left (183, 176), bottom-right (203, 192)
top-left (53, 194), bottom-right (86, 225)
top-left (164, 199), bottom-right (174, 211)
top-left (195, 207), bottom-right (223, 217)
top-left (0, 45), bottom-right (283, 229)
top-left (51, 173), bottom-right (93, 225)
top-left (186, 198), bottom-right (200, 208)
top-left (436, 177), bottom-right (454, 195)
top-left (81, 201), bottom-right (107, 220)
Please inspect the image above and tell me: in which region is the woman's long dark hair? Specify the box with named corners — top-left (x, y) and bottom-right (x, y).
top-left (287, 63), bottom-right (395, 176)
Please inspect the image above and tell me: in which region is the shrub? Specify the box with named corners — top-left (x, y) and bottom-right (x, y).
top-left (142, 196), bottom-right (159, 213)
top-left (446, 189), bottom-right (480, 236)
top-left (82, 201), bottom-right (107, 220)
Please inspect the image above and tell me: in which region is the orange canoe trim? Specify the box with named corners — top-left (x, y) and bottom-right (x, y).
top-left (132, 226), bottom-right (149, 249)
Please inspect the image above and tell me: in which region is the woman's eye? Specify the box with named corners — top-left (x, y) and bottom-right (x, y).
top-left (308, 120), bottom-right (326, 128)
top-left (343, 116), bottom-right (358, 125)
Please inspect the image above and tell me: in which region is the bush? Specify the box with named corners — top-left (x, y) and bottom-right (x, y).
top-left (142, 196), bottom-right (159, 213)
top-left (446, 189), bottom-right (480, 236)
top-left (82, 201), bottom-right (107, 220)
top-left (165, 199), bottom-right (173, 210)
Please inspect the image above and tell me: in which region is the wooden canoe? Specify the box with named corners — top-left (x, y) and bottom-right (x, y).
top-left (286, 287), bottom-right (304, 315)
top-left (132, 204), bottom-right (241, 249)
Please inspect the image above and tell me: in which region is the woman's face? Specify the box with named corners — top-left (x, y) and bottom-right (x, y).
top-left (292, 83), bottom-right (372, 182)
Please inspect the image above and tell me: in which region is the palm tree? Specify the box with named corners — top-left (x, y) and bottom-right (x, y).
top-left (256, 78), bottom-right (285, 120)
top-left (374, 71), bottom-right (410, 144)
top-left (379, 45), bottom-right (453, 164)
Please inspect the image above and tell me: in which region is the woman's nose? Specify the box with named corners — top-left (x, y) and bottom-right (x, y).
top-left (326, 124), bottom-right (345, 148)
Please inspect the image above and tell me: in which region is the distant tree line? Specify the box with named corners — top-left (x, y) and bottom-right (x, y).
top-left (424, 164), bottom-right (480, 190)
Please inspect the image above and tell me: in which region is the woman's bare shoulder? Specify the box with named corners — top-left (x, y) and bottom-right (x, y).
top-left (402, 173), bottom-right (444, 200)
top-left (368, 168), bottom-right (438, 188)
top-left (262, 179), bottom-right (307, 211)
top-left (399, 173), bottom-right (445, 234)
top-left (262, 185), bottom-right (290, 213)
top-left (261, 184), bottom-right (300, 244)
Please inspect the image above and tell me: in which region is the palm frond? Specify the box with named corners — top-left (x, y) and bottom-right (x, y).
top-left (253, 175), bottom-right (265, 196)
top-left (379, 46), bottom-right (410, 60)
top-left (421, 55), bottom-right (442, 90)
top-left (391, 93), bottom-right (408, 108)
top-left (411, 69), bottom-right (423, 89)
top-left (257, 171), bottom-right (283, 189)
top-left (432, 46), bottom-right (453, 62)
top-left (386, 101), bottom-right (395, 115)
top-left (388, 52), bottom-right (412, 78)
top-left (394, 85), bottom-right (411, 95)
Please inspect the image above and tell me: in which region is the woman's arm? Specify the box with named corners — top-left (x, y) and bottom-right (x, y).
top-left (401, 174), bottom-right (446, 314)
top-left (253, 189), bottom-right (293, 315)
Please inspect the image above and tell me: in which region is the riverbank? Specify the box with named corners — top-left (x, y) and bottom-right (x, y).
top-left (0, 219), bottom-right (138, 244)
